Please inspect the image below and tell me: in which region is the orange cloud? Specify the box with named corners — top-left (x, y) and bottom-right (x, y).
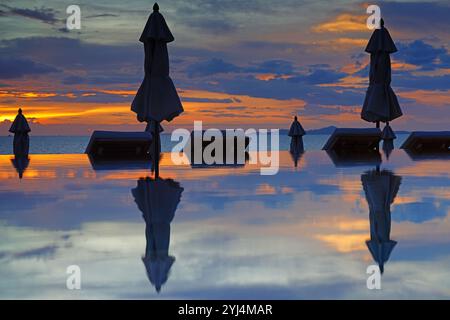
top-left (334, 37), bottom-right (367, 46)
top-left (316, 233), bottom-right (368, 253)
top-left (313, 14), bottom-right (368, 33)
top-left (0, 88), bottom-right (308, 132)
top-left (397, 90), bottom-right (450, 107)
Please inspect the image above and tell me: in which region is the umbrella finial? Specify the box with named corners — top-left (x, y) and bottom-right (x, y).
top-left (380, 18), bottom-right (384, 28)
top-left (153, 3), bottom-right (159, 11)
top-left (18, 108), bottom-right (22, 114)
top-left (294, 115), bottom-right (298, 121)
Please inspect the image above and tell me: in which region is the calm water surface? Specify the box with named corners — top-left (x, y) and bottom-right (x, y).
top-left (0, 134), bottom-right (409, 154)
top-left (0, 150), bottom-right (449, 299)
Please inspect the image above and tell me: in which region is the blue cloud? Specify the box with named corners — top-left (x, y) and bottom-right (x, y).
top-left (0, 57), bottom-right (59, 79)
top-left (381, 1), bottom-right (450, 33)
top-left (186, 58), bottom-right (241, 77)
top-left (246, 59), bottom-right (295, 74)
top-left (1, 5), bottom-right (59, 24)
top-left (294, 65), bottom-right (347, 85)
top-left (396, 40), bottom-right (448, 70)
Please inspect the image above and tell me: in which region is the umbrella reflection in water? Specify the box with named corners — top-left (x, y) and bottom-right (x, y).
top-left (132, 176), bottom-right (183, 292)
top-left (361, 168), bottom-right (401, 274)
top-left (11, 156), bottom-right (30, 179)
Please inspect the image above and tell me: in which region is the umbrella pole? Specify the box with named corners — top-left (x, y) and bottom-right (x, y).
top-left (376, 121), bottom-right (380, 129)
top-left (154, 121), bottom-right (159, 178)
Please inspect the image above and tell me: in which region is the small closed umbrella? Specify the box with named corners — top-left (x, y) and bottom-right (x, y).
top-left (288, 116), bottom-right (306, 156)
top-left (9, 108), bottom-right (30, 157)
top-left (290, 151), bottom-right (304, 168)
top-left (132, 176), bottom-right (183, 293)
top-left (382, 139), bottom-right (394, 159)
top-left (362, 169), bottom-right (401, 274)
top-left (361, 19), bottom-right (402, 141)
top-left (131, 3), bottom-right (183, 177)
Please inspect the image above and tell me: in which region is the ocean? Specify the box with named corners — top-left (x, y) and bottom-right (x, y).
top-left (0, 133), bottom-right (409, 154)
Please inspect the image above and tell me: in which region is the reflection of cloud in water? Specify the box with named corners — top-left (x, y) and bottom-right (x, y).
top-left (0, 152), bottom-right (450, 298)
top-left (393, 201), bottom-right (447, 223)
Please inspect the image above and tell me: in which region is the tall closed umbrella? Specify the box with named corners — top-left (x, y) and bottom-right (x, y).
top-left (9, 108), bottom-right (30, 157)
top-left (132, 176), bottom-right (183, 293)
top-left (288, 116), bottom-right (306, 157)
top-left (362, 169), bottom-right (401, 274)
top-left (131, 3), bottom-right (183, 177)
top-left (361, 19), bottom-right (402, 141)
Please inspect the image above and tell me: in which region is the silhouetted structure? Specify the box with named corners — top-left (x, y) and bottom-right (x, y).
top-left (288, 116), bottom-right (305, 155)
top-left (11, 155), bottom-right (29, 179)
top-left (322, 128), bottom-right (381, 152)
top-left (401, 131), bottom-right (450, 154)
top-left (132, 176), bottom-right (183, 293)
top-left (131, 3), bottom-right (184, 177)
top-left (362, 169), bottom-right (401, 274)
top-left (183, 130), bottom-right (250, 166)
top-left (85, 131), bottom-right (152, 159)
top-left (361, 19), bottom-right (402, 141)
top-left (9, 108), bottom-right (30, 157)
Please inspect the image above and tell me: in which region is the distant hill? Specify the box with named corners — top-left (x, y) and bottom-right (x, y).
top-left (307, 126), bottom-right (338, 135)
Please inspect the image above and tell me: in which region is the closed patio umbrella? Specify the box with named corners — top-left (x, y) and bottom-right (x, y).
top-left (132, 176), bottom-right (183, 292)
top-left (131, 3), bottom-right (183, 177)
top-left (9, 108), bottom-right (30, 157)
top-left (362, 169), bottom-right (401, 274)
top-left (361, 19), bottom-right (402, 141)
top-left (288, 116), bottom-right (306, 156)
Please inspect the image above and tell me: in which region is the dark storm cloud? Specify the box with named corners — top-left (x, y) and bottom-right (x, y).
top-left (246, 60), bottom-right (295, 74)
top-left (0, 37), bottom-right (143, 86)
top-left (0, 37), bottom-right (142, 71)
top-left (381, 1), bottom-right (450, 33)
top-left (0, 57), bottom-right (59, 79)
top-left (287, 65), bottom-right (347, 85)
top-left (1, 5), bottom-right (59, 24)
top-left (187, 72), bottom-right (363, 106)
top-left (396, 40), bottom-right (448, 70)
top-left (186, 58), bottom-right (241, 77)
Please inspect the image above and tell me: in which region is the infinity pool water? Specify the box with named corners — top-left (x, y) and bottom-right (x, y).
top-left (0, 151), bottom-right (449, 299)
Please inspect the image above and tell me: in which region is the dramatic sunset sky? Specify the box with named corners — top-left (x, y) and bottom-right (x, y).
top-left (0, 0), bottom-right (449, 135)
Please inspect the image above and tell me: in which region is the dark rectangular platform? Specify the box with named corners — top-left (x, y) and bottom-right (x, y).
top-left (401, 131), bottom-right (450, 153)
top-left (85, 131), bottom-right (152, 159)
top-left (322, 128), bottom-right (382, 151)
top-left (183, 130), bottom-right (250, 166)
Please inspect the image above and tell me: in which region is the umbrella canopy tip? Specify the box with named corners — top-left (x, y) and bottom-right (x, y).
top-left (380, 18), bottom-right (384, 28)
top-left (153, 3), bottom-right (159, 11)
